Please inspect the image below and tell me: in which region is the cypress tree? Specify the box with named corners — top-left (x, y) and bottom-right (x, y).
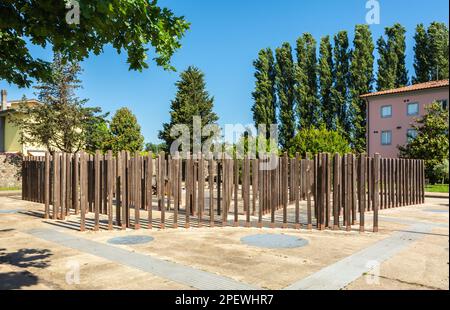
top-left (159, 66), bottom-right (219, 152)
top-left (349, 24), bottom-right (375, 152)
top-left (296, 33), bottom-right (320, 128)
top-left (377, 23), bottom-right (408, 91)
top-left (318, 36), bottom-right (334, 130)
top-left (251, 48), bottom-right (277, 133)
top-left (275, 43), bottom-right (297, 150)
top-left (413, 24), bottom-right (430, 83)
top-left (427, 22), bottom-right (449, 81)
top-left (331, 31), bottom-right (351, 136)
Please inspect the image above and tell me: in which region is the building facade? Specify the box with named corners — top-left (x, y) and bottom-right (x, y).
top-left (362, 80), bottom-right (449, 158)
top-left (0, 90), bottom-right (46, 155)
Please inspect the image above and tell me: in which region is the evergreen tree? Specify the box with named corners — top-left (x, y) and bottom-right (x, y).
top-left (413, 24), bottom-right (430, 83)
top-left (251, 48), bottom-right (277, 133)
top-left (275, 43), bottom-right (297, 150)
top-left (427, 22), bottom-right (449, 80)
top-left (331, 31), bottom-right (351, 136)
top-left (349, 25), bottom-right (375, 152)
top-left (11, 53), bottom-right (104, 153)
top-left (377, 23), bottom-right (408, 91)
top-left (296, 33), bottom-right (321, 128)
top-left (318, 36), bottom-right (334, 130)
top-left (108, 108), bottom-right (144, 153)
top-left (158, 66), bottom-right (218, 152)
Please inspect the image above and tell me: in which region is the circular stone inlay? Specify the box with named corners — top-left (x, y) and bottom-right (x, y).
top-left (107, 235), bottom-right (154, 245)
top-left (241, 234), bottom-right (308, 249)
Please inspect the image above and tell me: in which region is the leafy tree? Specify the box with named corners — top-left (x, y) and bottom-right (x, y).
top-left (413, 24), bottom-right (430, 83)
top-left (145, 142), bottom-right (167, 154)
top-left (84, 116), bottom-right (111, 154)
top-left (11, 53), bottom-right (104, 153)
top-left (159, 66), bottom-right (218, 153)
top-left (251, 48), bottom-right (277, 133)
top-left (331, 31), bottom-right (351, 136)
top-left (427, 22), bottom-right (449, 81)
top-left (349, 25), bottom-right (374, 152)
top-left (433, 159), bottom-right (449, 184)
top-left (377, 23), bottom-right (408, 91)
top-left (288, 125), bottom-right (351, 157)
top-left (0, 0), bottom-right (190, 87)
top-left (399, 102), bottom-right (449, 184)
top-left (318, 36), bottom-right (334, 130)
top-left (296, 33), bottom-right (320, 128)
top-left (108, 108), bottom-right (144, 153)
top-left (275, 43), bottom-right (297, 150)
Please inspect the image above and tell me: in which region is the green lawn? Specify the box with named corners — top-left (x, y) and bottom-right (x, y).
top-left (425, 184), bottom-right (449, 193)
top-left (0, 187), bottom-right (21, 191)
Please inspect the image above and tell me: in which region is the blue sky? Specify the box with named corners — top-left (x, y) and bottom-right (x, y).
top-left (1, 0), bottom-right (448, 144)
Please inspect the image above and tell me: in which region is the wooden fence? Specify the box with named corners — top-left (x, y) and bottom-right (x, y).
top-left (21, 152), bottom-right (425, 233)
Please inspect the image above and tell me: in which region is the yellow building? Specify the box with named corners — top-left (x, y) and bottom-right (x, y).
top-left (0, 90), bottom-right (47, 155)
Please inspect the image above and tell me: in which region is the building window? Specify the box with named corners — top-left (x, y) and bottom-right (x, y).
top-left (407, 102), bottom-right (419, 116)
top-left (437, 99), bottom-right (448, 110)
top-left (380, 105), bottom-right (392, 118)
top-left (407, 129), bottom-right (418, 143)
top-left (381, 130), bottom-right (392, 145)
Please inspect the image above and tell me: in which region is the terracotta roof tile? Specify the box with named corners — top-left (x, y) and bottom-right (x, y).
top-left (360, 79), bottom-right (449, 98)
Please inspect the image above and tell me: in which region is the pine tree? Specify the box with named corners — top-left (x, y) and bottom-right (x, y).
top-left (349, 24), bottom-right (375, 152)
top-left (331, 31), bottom-right (351, 136)
top-left (108, 108), bottom-right (144, 153)
top-left (413, 24), bottom-right (430, 83)
top-left (318, 36), bottom-right (334, 130)
top-left (275, 43), bottom-right (297, 150)
top-left (11, 53), bottom-right (104, 153)
top-left (377, 23), bottom-right (408, 91)
top-left (427, 22), bottom-right (449, 81)
top-left (251, 48), bottom-right (277, 134)
top-left (158, 66), bottom-right (218, 153)
top-left (296, 33), bottom-right (321, 128)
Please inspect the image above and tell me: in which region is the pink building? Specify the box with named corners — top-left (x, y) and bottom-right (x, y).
top-left (362, 79), bottom-right (449, 158)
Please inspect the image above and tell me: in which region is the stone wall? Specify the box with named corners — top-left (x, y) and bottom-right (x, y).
top-left (0, 153), bottom-right (22, 188)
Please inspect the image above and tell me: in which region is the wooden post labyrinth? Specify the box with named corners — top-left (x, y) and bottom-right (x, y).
top-left (21, 152), bottom-right (426, 233)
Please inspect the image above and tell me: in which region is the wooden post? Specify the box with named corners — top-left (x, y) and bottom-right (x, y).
top-left (93, 151), bottom-right (100, 230)
top-left (282, 153), bottom-right (288, 228)
top-left (198, 153), bottom-right (204, 227)
top-left (244, 155), bottom-right (251, 227)
top-left (332, 153), bottom-right (340, 230)
top-left (295, 153), bottom-right (300, 229)
top-left (134, 152), bottom-right (141, 230)
top-left (107, 151), bottom-right (113, 230)
top-left (373, 153), bottom-right (380, 232)
top-left (79, 152), bottom-right (86, 231)
top-left (359, 154), bottom-right (366, 232)
top-left (326, 153), bottom-right (332, 228)
top-left (147, 153), bottom-right (153, 229)
top-left (208, 156), bottom-right (215, 227)
top-left (344, 154), bottom-right (350, 231)
top-left (234, 158), bottom-right (239, 226)
top-left (72, 153), bottom-right (79, 215)
top-left (116, 151), bottom-right (122, 227)
top-left (53, 152), bottom-right (60, 220)
top-left (306, 157), bottom-right (312, 230)
top-left (159, 152), bottom-right (165, 229)
top-left (44, 152), bottom-right (50, 219)
top-left (60, 152), bottom-right (66, 220)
